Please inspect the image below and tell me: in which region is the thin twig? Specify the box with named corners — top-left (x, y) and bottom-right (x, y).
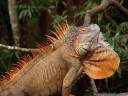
top-left (0, 44), bottom-right (38, 52)
top-left (90, 78), bottom-right (98, 96)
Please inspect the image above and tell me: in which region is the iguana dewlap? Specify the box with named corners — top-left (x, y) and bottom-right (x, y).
top-left (83, 42), bottom-right (120, 79)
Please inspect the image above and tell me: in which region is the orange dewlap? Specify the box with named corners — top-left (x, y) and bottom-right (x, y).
top-left (83, 47), bottom-right (120, 79)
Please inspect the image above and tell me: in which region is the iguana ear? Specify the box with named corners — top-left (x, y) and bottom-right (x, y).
top-left (83, 47), bottom-right (120, 79)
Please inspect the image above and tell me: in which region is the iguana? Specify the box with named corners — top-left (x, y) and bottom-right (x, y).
top-left (0, 22), bottom-right (120, 96)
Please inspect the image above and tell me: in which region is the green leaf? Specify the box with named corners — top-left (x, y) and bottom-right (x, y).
top-left (23, 10), bottom-right (28, 17)
top-left (0, 49), bottom-right (12, 59)
top-left (112, 32), bottom-right (120, 41)
top-left (62, 1), bottom-right (66, 6)
top-left (116, 67), bottom-right (122, 78)
top-left (14, 52), bottom-right (20, 59)
top-left (98, 14), bottom-right (103, 24)
top-left (28, 9), bottom-right (32, 18)
top-left (19, 10), bottom-right (24, 19)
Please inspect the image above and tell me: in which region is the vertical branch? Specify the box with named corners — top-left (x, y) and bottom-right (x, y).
top-left (84, 0), bottom-right (110, 24)
top-left (8, 0), bottom-right (20, 46)
top-left (90, 78), bottom-right (98, 96)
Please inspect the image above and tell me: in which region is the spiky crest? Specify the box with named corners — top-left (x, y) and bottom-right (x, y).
top-left (0, 22), bottom-right (69, 86)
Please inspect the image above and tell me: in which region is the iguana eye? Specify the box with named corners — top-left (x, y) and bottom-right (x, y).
top-left (82, 29), bottom-right (85, 31)
top-left (79, 28), bottom-right (86, 33)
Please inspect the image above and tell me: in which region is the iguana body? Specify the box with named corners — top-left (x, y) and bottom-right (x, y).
top-left (0, 23), bottom-right (120, 96)
top-left (0, 48), bottom-right (68, 96)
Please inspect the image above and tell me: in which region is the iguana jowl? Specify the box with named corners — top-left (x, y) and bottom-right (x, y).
top-left (0, 23), bottom-right (120, 96)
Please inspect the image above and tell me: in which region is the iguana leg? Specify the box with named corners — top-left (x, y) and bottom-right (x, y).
top-left (62, 58), bottom-right (81, 96)
top-left (76, 66), bottom-right (84, 78)
top-left (73, 66), bottom-right (84, 84)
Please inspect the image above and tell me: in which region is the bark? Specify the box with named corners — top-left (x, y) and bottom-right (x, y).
top-left (8, 0), bottom-right (20, 46)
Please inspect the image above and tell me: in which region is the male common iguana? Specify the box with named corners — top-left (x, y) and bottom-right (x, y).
top-left (0, 22), bottom-right (120, 96)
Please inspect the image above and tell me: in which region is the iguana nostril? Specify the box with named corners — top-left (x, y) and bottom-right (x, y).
top-left (83, 44), bottom-right (89, 50)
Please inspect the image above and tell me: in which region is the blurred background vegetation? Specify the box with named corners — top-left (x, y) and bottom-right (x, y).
top-left (0, 0), bottom-right (128, 95)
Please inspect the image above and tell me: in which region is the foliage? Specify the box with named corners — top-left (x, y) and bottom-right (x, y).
top-left (0, 49), bottom-right (19, 74)
top-left (17, 0), bottom-right (55, 19)
top-left (74, 0), bottom-right (97, 20)
top-left (51, 11), bottom-right (68, 27)
top-left (17, 0), bottom-right (68, 25)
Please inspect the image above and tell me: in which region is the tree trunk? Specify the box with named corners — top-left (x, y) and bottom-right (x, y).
top-left (8, 0), bottom-right (20, 46)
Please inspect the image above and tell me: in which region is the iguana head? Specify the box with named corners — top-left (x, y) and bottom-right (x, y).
top-left (74, 24), bottom-right (120, 79)
top-left (74, 24), bottom-right (100, 57)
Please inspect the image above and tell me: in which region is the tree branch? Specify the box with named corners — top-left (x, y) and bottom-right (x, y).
top-left (0, 44), bottom-right (38, 52)
top-left (90, 78), bottom-right (98, 96)
top-left (111, 0), bottom-right (128, 18)
top-left (84, 0), bottom-right (128, 24)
